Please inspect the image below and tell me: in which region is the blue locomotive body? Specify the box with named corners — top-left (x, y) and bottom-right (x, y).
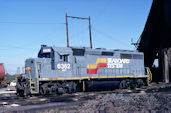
top-left (18, 45), bottom-right (149, 95)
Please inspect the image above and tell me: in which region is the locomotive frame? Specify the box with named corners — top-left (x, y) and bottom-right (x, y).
top-left (16, 45), bottom-right (151, 96)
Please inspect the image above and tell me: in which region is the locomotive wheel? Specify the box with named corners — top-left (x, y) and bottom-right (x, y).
top-left (70, 82), bottom-right (77, 93)
top-left (16, 84), bottom-right (25, 97)
top-left (65, 82), bottom-right (77, 93)
top-left (66, 86), bottom-right (72, 93)
top-left (45, 88), bottom-right (51, 94)
top-left (40, 88), bottom-right (44, 95)
top-left (56, 83), bottom-right (65, 94)
top-left (136, 79), bottom-right (144, 88)
top-left (24, 87), bottom-right (31, 97)
top-left (18, 89), bottom-right (24, 97)
top-left (129, 80), bottom-right (136, 89)
top-left (120, 80), bottom-right (128, 89)
top-left (130, 83), bottom-right (136, 89)
top-left (40, 83), bottom-right (49, 95)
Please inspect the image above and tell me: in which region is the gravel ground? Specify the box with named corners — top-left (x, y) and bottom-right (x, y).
top-left (41, 83), bottom-right (171, 113)
top-left (76, 93), bottom-right (171, 113)
top-left (1, 83), bottom-right (171, 113)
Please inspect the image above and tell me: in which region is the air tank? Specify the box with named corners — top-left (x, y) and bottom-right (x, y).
top-left (0, 63), bottom-right (5, 82)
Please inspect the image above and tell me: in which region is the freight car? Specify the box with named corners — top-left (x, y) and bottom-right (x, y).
top-left (0, 63), bottom-right (7, 88)
top-left (0, 63), bottom-right (5, 81)
top-left (16, 45), bottom-right (150, 96)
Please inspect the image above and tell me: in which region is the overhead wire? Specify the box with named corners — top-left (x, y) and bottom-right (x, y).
top-left (0, 21), bottom-right (65, 25)
top-left (91, 26), bottom-right (129, 48)
top-left (0, 21), bottom-right (66, 50)
top-left (66, 15), bottom-right (90, 47)
top-left (92, 0), bottom-right (113, 23)
top-left (0, 44), bottom-right (36, 50)
top-left (70, 26), bottom-right (89, 46)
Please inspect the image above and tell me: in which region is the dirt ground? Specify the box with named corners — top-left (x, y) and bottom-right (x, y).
top-left (1, 82), bottom-right (171, 113)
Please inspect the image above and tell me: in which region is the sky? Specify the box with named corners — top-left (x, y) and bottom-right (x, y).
top-left (0, 0), bottom-right (153, 74)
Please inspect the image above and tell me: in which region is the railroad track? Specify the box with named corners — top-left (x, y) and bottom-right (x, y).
top-left (0, 91), bottom-right (115, 113)
top-left (0, 86), bottom-right (150, 106)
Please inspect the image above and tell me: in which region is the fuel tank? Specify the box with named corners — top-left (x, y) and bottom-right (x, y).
top-left (85, 80), bottom-right (120, 91)
top-left (0, 63), bottom-right (5, 82)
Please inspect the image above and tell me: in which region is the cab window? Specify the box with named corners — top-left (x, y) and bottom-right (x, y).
top-left (59, 55), bottom-right (69, 62)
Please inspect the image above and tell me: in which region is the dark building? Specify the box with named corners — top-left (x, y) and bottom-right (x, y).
top-left (137, 0), bottom-right (171, 83)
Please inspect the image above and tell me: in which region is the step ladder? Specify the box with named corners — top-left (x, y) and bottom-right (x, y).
top-left (28, 70), bottom-right (39, 94)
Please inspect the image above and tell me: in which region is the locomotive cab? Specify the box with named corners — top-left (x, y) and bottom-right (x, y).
top-left (38, 45), bottom-right (53, 58)
top-left (20, 45), bottom-right (74, 95)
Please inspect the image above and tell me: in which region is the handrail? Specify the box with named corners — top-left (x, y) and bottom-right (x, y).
top-left (15, 72), bottom-right (18, 82)
top-left (147, 67), bottom-right (152, 82)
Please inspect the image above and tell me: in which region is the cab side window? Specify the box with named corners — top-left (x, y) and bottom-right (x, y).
top-left (59, 55), bottom-right (69, 62)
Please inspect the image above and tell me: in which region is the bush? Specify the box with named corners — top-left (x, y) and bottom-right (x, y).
top-left (3, 73), bottom-right (15, 82)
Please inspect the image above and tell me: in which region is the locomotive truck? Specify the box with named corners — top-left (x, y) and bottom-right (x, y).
top-left (16, 45), bottom-right (151, 96)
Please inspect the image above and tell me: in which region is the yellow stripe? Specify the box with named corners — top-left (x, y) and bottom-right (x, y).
top-left (87, 64), bottom-right (89, 68)
top-left (96, 58), bottom-right (106, 64)
top-left (31, 87), bottom-right (36, 89)
top-left (89, 64), bottom-right (97, 69)
top-left (39, 75), bottom-right (148, 80)
top-left (26, 67), bottom-right (31, 70)
top-left (87, 58), bottom-right (107, 69)
top-left (87, 64), bottom-right (97, 69)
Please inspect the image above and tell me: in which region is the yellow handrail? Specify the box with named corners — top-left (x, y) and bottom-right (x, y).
top-left (15, 67), bottom-right (20, 82)
top-left (15, 72), bottom-right (18, 82)
top-left (147, 67), bottom-right (152, 82)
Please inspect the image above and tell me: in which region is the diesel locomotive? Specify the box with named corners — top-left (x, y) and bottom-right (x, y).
top-left (16, 45), bottom-right (151, 96)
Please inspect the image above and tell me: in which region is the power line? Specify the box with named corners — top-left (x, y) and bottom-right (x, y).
top-left (0, 45), bottom-right (37, 50)
top-left (91, 27), bottom-right (128, 47)
top-left (0, 21), bottom-right (65, 25)
top-left (67, 16), bottom-right (89, 20)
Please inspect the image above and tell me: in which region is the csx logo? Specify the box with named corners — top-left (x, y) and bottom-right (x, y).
top-left (57, 63), bottom-right (70, 71)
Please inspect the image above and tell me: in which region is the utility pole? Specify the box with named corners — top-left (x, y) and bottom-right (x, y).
top-left (89, 16), bottom-right (92, 48)
top-left (66, 13), bottom-right (69, 48)
top-left (65, 12), bottom-right (92, 48)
